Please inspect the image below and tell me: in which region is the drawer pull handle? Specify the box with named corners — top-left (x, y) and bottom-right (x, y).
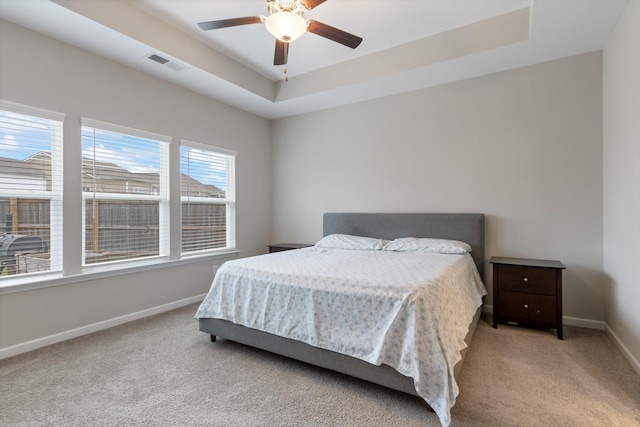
top-left (523, 277), bottom-right (529, 282)
top-left (524, 304), bottom-right (529, 309)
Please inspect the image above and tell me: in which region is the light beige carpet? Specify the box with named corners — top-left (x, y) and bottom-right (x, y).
top-left (1, 304), bottom-right (639, 426)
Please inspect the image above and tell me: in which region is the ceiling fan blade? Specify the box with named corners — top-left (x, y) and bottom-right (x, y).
top-left (274, 40), bottom-right (289, 66)
top-left (301, 0), bottom-right (327, 10)
top-left (307, 21), bottom-right (362, 49)
top-left (197, 16), bottom-right (261, 31)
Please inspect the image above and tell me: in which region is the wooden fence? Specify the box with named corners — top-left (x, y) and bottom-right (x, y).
top-left (0, 198), bottom-right (50, 242)
top-left (0, 198), bottom-right (226, 272)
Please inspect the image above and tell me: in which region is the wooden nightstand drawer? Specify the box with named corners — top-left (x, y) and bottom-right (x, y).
top-left (499, 290), bottom-right (557, 324)
top-left (491, 256), bottom-right (565, 339)
top-left (497, 265), bottom-right (557, 295)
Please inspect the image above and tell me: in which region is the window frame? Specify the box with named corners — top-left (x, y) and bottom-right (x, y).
top-left (80, 118), bottom-right (171, 269)
top-left (180, 139), bottom-right (237, 256)
top-left (0, 100), bottom-right (65, 278)
top-left (0, 103), bottom-right (240, 294)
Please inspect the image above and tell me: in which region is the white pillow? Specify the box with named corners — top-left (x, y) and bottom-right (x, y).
top-left (383, 237), bottom-right (471, 254)
top-left (314, 234), bottom-right (388, 250)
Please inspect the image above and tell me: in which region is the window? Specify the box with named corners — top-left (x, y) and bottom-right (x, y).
top-left (0, 103), bottom-right (238, 289)
top-left (81, 119), bottom-right (170, 266)
top-left (180, 140), bottom-right (236, 254)
top-left (0, 101), bottom-right (64, 278)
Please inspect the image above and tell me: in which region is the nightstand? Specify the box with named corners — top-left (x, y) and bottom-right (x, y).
top-left (490, 256), bottom-right (566, 339)
top-left (268, 243), bottom-right (312, 253)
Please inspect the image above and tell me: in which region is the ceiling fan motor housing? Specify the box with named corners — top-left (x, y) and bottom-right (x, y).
top-left (266, 0), bottom-right (308, 15)
top-left (197, 0), bottom-right (361, 67)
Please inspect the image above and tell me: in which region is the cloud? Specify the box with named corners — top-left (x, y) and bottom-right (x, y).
top-left (1, 133), bottom-right (18, 151)
top-left (82, 126), bottom-right (161, 174)
top-left (181, 147), bottom-right (227, 189)
top-left (82, 144), bottom-right (118, 164)
top-left (1, 110), bottom-right (53, 159)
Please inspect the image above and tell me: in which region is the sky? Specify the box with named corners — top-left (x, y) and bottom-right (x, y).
top-left (1, 110), bottom-right (228, 191)
top-left (180, 145), bottom-right (229, 191)
top-left (0, 110), bottom-right (52, 161)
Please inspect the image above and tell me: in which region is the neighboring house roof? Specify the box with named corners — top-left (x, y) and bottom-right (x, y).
top-left (181, 174), bottom-right (225, 198)
top-left (24, 151), bottom-right (51, 163)
top-left (81, 157), bottom-right (130, 178)
top-left (1, 152), bottom-right (225, 198)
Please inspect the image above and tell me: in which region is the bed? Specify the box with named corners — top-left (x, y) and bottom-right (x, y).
top-left (196, 213), bottom-right (486, 426)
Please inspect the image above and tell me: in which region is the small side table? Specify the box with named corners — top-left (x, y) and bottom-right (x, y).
top-left (268, 243), bottom-right (312, 253)
top-left (490, 256), bottom-right (566, 339)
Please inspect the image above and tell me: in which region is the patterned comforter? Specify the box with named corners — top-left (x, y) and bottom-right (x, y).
top-left (195, 247), bottom-right (486, 426)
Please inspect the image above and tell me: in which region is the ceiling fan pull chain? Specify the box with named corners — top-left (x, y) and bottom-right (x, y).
top-left (284, 66), bottom-right (289, 82)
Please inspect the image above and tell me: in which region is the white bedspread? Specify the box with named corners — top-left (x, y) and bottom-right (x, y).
top-left (195, 247), bottom-right (487, 426)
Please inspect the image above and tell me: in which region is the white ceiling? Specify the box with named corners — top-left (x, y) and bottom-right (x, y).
top-left (0, 0), bottom-right (629, 119)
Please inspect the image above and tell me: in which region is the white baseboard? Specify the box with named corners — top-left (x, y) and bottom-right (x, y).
top-left (482, 304), bottom-right (640, 373)
top-left (0, 294), bottom-right (207, 360)
top-left (5, 298), bottom-right (638, 377)
top-left (563, 316), bottom-right (606, 330)
top-left (482, 305), bottom-right (606, 330)
top-left (605, 324), bottom-right (640, 376)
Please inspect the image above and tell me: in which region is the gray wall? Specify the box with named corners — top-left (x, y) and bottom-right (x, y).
top-left (0, 21), bottom-right (271, 351)
top-left (603, 0), bottom-right (640, 368)
top-left (271, 52), bottom-right (604, 324)
top-left (4, 8), bottom-right (637, 370)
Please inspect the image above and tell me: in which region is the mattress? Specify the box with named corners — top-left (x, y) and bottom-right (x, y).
top-left (196, 246), bottom-right (487, 426)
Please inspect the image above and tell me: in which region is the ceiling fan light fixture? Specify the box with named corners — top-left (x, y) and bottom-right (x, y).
top-left (265, 11), bottom-right (307, 42)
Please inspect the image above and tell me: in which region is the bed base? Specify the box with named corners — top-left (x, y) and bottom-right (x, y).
top-left (199, 212), bottom-right (485, 401)
top-left (199, 306), bottom-right (481, 397)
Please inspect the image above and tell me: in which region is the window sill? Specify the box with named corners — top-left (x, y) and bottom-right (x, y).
top-left (0, 249), bottom-right (240, 295)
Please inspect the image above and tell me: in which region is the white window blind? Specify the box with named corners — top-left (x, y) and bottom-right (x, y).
top-left (81, 118), bottom-right (170, 266)
top-left (180, 140), bottom-right (236, 254)
top-left (0, 101), bottom-right (64, 278)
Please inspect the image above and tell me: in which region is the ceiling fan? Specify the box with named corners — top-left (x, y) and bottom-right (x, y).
top-left (197, 0), bottom-right (363, 67)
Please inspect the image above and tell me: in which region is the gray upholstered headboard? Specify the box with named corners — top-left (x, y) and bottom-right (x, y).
top-left (323, 213), bottom-right (484, 279)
